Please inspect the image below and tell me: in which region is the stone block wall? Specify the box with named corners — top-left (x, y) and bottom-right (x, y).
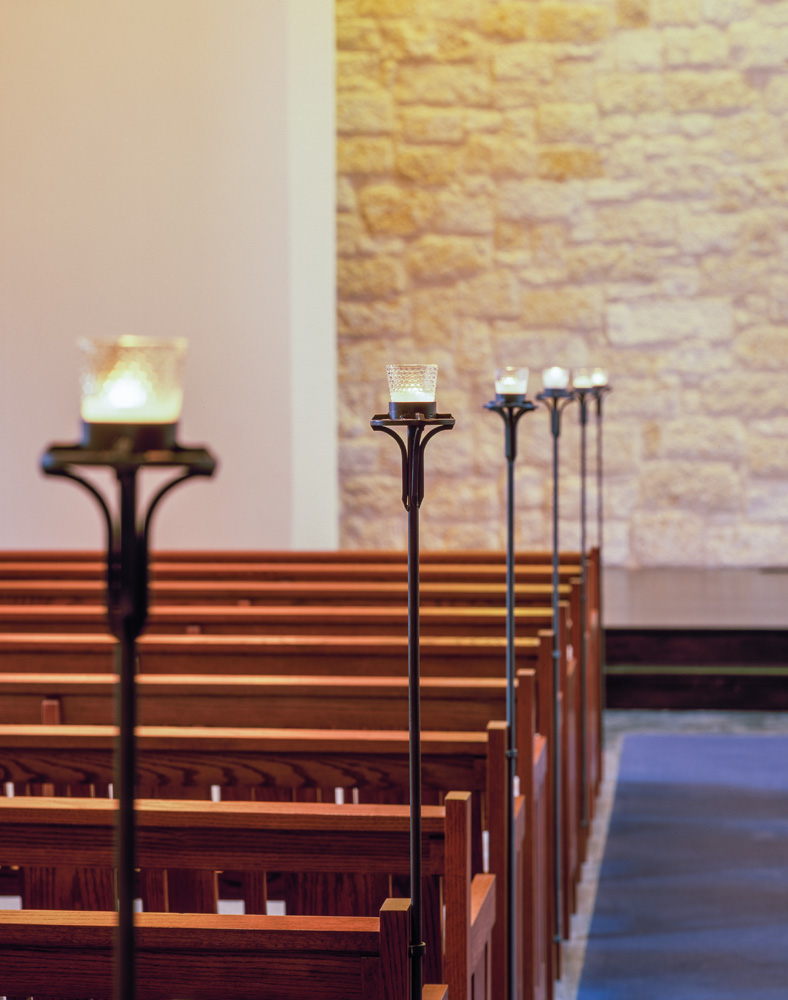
top-left (336, 0), bottom-right (788, 567)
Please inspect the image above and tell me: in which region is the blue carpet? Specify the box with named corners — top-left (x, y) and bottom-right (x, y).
top-left (578, 733), bottom-right (788, 1000)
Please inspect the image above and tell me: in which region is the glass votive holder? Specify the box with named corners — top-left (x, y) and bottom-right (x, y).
top-left (79, 336), bottom-right (187, 449)
top-left (386, 364), bottom-right (438, 417)
top-left (495, 366), bottom-right (529, 400)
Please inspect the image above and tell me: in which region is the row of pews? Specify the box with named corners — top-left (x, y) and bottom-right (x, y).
top-left (0, 548), bottom-right (602, 1000)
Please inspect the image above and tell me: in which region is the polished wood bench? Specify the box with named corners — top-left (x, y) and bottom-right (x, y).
top-left (0, 547), bottom-right (578, 563)
top-left (0, 904), bottom-right (449, 1000)
top-left (0, 576), bottom-right (572, 607)
top-left (0, 671), bottom-right (556, 1000)
top-left (0, 793), bottom-right (494, 999)
top-left (0, 623), bottom-right (581, 908)
top-left (0, 627), bottom-right (560, 679)
top-left (0, 558), bottom-right (580, 584)
top-left (0, 601), bottom-right (557, 636)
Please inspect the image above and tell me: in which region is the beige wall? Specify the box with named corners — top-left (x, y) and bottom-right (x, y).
top-left (336, 0), bottom-right (788, 567)
top-left (0, 0), bottom-right (337, 550)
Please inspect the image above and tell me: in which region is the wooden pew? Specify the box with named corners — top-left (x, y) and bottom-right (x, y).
top-left (0, 721), bottom-right (505, 893)
top-left (0, 627), bottom-right (581, 918)
top-left (0, 672), bottom-right (516, 731)
top-left (0, 672), bottom-right (566, 1000)
top-left (0, 793), bottom-right (494, 1000)
top-left (0, 547), bottom-right (578, 563)
top-left (0, 576), bottom-right (572, 607)
top-left (0, 628), bottom-right (559, 679)
top-left (0, 601), bottom-right (557, 636)
top-left (0, 623), bottom-right (583, 906)
top-left (0, 903), bottom-right (449, 1000)
top-left (0, 733), bottom-right (534, 1000)
top-left (0, 599), bottom-right (590, 867)
top-left (0, 558), bottom-right (580, 584)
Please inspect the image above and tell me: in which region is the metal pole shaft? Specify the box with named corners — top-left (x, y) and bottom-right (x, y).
top-left (505, 442), bottom-right (517, 1000)
top-left (596, 393), bottom-right (606, 748)
top-left (407, 427), bottom-right (424, 1000)
top-left (115, 470), bottom-right (138, 1000)
top-left (579, 397), bottom-right (589, 833)
top-left (551, 403), bottom-right (563, 946)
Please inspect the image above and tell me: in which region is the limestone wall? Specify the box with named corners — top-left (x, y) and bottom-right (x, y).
top-left (336, 0), bottom-right (788, 567)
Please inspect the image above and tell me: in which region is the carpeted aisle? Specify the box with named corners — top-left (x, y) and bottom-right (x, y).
top-left (577, 733), bottom-right (788, 1000)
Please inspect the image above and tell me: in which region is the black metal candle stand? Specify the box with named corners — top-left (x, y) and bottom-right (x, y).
top-left (484, 394), bottom-right (535, 1000)
top-left (572, 388), bottom-right (594, 838)
top-left (535, 387), bottom-right (575, 947)
top-left (41, 426), bottom-right (216, 1000)
top-left (370, 409), bottom-right (454, 999)
top-left (591, 383), bottom-right (611, 753)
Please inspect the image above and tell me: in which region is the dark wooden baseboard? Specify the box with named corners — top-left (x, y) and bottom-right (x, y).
top-left (607, 628), bottom-right (788, 667)
top-left (604, 627), bottom-right (788, 709)
top-left (606, 666), bottom-right (788, 710)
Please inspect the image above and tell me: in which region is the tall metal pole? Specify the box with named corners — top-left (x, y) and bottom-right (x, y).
top-left (485, 393), bottom-right (533, 1000)
top-left (577, 390), bottom-right (590, 835)
top-left (115, 469), bottom-right (140, 1000)
top-left (407, 424), bottom-right (425, 1000)
top-left (550, 403), bottom-right (563, 948)
top-left (371, 410), bottom-right (454, 1000)
top-left (537, 387), bottom-right (574, 954)
top-left (594, 386), bottom-right (610, 752)
top-left (42, 438), bottom-right (216, 1000)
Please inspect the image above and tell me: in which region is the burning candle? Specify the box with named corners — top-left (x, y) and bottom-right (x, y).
top-left (495, 366), bottom-right (529, 396)
top-left (573, 369), bottom-right (594, 390)
top-left (542, 366), bottom-right (570, 390)
top-left (386, 364), bottom-right (438, 403)
top-left (79, 337), bottom-right (187, 424)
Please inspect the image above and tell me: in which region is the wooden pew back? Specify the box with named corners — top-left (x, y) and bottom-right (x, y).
top-left (0, 902), bottom-right (449, 1000)
top-left (0, 793), bottom-right (495, 1000)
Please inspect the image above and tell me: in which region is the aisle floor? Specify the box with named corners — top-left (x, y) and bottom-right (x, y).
top-left (557, 710), bottom-right (788, 1000)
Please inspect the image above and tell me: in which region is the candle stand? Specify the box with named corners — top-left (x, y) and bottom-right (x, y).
top-left (572, 382), bottom-right (593, 837)
top-left (42, 422), bottom-right (216, 1000)
top-left (371, 397), bottom-right (454, 1000)
top-left (592, 377), bottom-right (611, 761)
top-left (536, 383), bottom-right (575, 950)
top-left (484, 385), bottom-right (534, 1000)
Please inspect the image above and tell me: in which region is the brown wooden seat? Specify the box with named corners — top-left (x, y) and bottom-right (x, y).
top-left (0, 668), bottom-right (551, 1000)
top-left (0, 600), bottom-right (556, 635)
top-left (0, 575), bottom-right (572, 607)
top-left (0, 903), bottom-right (448, 1000)
top-left (0, 627), bottom-right (558, 678)
top-left (0, 792), bottom-right (494, 999)
top-left (0, 546), bottom-right (578, 564)
top-left (0, 556), bottom-right (580, 584)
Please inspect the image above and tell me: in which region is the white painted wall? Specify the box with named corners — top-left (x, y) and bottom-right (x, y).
top-left (0, 0), bottom-right (337, 550)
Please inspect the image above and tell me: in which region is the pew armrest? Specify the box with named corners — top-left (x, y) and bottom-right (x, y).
top-left (423, 987), bottom-right (449, 1000)
top-left (469, 872), bottom-right (496, 970)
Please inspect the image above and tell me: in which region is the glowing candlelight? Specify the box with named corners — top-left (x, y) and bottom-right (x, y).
top-left (495, 366), bottom-right (529, 396)
top-left (591, 367), bottom-right (609, 387)
top-left (79, 337), bottom-right (186, 424)
top-left (542, 366), bottom-right (570, 390)
top-left (573, 369), bottom-right (594, 390)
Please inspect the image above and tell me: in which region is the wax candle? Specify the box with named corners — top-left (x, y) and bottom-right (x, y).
top-left (390, 387), bottom-right (434, 403)
top-left (495, 366), bottom-right (528, 395)
top-left (542, 366), bottom-right (570, 390)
